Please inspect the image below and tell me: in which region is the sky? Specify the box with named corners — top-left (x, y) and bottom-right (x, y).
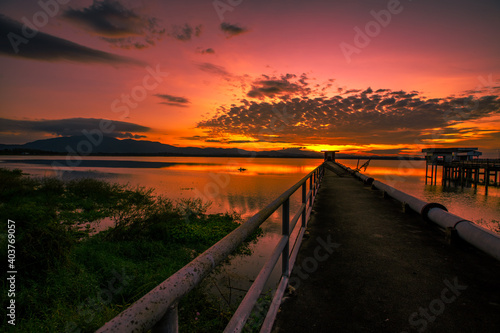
top-left (1, 0), bottom-right (499, 157)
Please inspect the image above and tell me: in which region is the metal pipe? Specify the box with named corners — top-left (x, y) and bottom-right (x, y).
top-left (427, 208), bottom-right (500, 261)
top-left (353, 171), bottom-right (374, 185)
top-left (371, 180), bottom-right (431, 214)
top-left (427, 208), bottom-right (464, 229)
top-left (335, 162), bottom-right (500, 262)
top-left (372, 177), bottom-right (500, 262)
top-left (456, 221), bottom-right (500, 261)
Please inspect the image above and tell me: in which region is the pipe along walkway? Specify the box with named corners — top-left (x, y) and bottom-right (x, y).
top-left (272, 162), bottom-right (500, 333)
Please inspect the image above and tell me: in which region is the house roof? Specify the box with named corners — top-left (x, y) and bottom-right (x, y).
top-left (421, 148), bottom-right (479, 154)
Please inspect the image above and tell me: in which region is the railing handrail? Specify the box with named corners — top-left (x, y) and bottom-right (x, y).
top-left (97, 164), bottom-right (325, 333)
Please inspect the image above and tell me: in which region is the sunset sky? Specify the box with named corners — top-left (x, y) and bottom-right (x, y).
top-left (1, 0), bottom-right (499, 156)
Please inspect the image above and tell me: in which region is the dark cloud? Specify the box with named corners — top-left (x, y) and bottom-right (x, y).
top-left (195, 62), bottom-right (251, 93)
top-left (197, 86), bottom-right (500, 146)
top-left (364, 149), bottom-right (405, 155)
top-left (179, 134), bottom-right (262, 145)
top-left (220, 22), bottom-right (248, 38)
top-left (0, 117), bottom-right (150, 138)
top-left (460, 85), bottom-right (500, 96)
top-left (205, 138), bottom-right (259, 144)
top-left (168, 23), bottom-right (202, 41)
top-left (196, 62), bottom-right (233, 79)
top-left (0, 15), bottom-right (145, 65)
top-left (155, 94), bottom-right (190, 107)
top-left (179, 135), bottom-right (205, 141)
top-left (344, 89), bottom-right (362, 94)
top-left (63, 0), bottom-right (165, 49)
top-left (225, 140), bottom-right (257, 144)
top-left (246, 73), bottom-right (312, 99)
top-left (196, 47), bottom-right (215, 54)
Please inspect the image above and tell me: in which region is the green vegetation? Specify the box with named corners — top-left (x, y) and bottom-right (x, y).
top-left (0, 168), bottom-right (261, 332)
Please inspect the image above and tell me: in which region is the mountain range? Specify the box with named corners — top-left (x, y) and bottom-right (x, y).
top-left (0, 136), bottom-right (323, 158)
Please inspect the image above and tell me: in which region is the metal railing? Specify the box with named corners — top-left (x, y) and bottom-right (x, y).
top-left (97, 164), bottom-right (325, 333)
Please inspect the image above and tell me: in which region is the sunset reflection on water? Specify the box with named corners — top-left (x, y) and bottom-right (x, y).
top-left (167, 161), bottom-right (313, 176)
top-left (1, 155), bottom-right (499, 304)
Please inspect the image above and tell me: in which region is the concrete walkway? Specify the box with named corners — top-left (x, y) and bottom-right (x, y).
top-left (272, 163), bottom-right (500, 333)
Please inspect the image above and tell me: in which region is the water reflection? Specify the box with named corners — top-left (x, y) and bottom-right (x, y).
top-left (2, 155), bottom-right (499, 306)
top-left (0, 156), bottom-right (322, 304)
top-left (168, 162), bottom-right (311, 176)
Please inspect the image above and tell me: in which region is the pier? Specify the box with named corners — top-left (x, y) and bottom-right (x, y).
top-left (97, 160), bottom-right (500, 333)
top-left (441, 160), bottom-right (500, 194)
top-left (422, 147), bottom-right (500, 194)
top-left (272, 162), bottom-right (500, 332)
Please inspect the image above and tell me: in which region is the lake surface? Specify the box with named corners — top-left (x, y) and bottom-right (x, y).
top-left (2, 156), bottom-right (498, 229)
top-left (2, 156), bottom-right (499, 304)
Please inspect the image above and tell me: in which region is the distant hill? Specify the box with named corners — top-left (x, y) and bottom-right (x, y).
top-left (0, 136), bottom-right (323, 158)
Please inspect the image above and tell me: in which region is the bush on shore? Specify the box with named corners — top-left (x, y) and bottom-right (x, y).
top-left (0, 168), bottom-right (260, 332)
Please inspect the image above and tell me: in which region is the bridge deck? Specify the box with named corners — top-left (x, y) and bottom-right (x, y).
top-left (272, 162), bottom-right (500, 333)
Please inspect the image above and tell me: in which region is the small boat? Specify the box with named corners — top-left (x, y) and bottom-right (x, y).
top-left (238, 167), bottom-right (247, 172)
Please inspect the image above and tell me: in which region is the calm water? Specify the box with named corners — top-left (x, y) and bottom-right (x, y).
top-left (2, 156), bottom-right (498, 229)
top-left (2, 156), bottom-right (499, 304)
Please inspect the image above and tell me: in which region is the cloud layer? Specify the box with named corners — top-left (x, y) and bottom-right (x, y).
top-left (220, 22), bottom-right (248, 38)
top-left (196, 47), bottom-right (215, 54)
top-left (168, 23), bottom-right (202, 41)
top-left (197, 85), bottom-right (500, 147)
top-left (155, 94), bottom-right (190, 107)
top-left (196, 62), bottom-right (235, 81)
top-left (247, 73), bottom-right (312, 99)
top-left (63, 0), bottom-right (165, 49)
top-left (0, 118), bottom-right (150, 139)
top-left (0, 14), bottom-right (145, 65)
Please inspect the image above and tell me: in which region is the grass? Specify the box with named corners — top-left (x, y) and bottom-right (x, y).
top-left (0, 168), bottom-right (262, 332)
